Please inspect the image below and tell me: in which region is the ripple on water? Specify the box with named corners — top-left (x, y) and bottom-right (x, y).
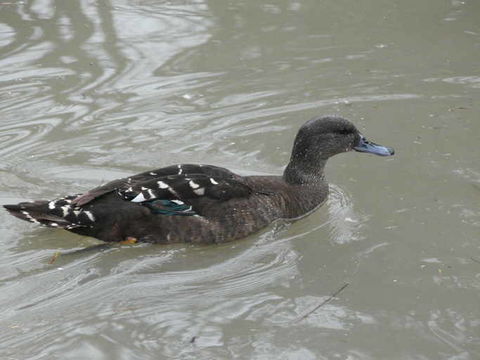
top-left (0, 179), bottom-right (370, 359)
top-left (0, 209), bottom-right (346, 358)
top-left (3, 0), bottom-right (479, 358)
top-left (327, 184), bottom-right (368, 244)
top-left (0, 117), bottom-right (62, 158)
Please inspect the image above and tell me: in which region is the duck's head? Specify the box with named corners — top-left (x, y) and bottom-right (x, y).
top-left (285, 116), bottom-right (394, 184)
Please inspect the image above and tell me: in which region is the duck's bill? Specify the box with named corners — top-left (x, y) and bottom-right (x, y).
top-left (354, 136), bottom-right (394, 156)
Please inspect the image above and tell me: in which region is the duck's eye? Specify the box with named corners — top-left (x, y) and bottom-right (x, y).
top-left (335, 128), bottom-right (352, 135)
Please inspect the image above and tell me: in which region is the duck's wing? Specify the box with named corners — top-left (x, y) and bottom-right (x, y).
top-left (72, 164), bottom-right (251, 208)
top-left (118, 172), bottom-right (253, 216)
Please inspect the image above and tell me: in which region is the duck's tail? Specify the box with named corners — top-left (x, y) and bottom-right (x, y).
top-left (4, 196), bottom-right (95, 230)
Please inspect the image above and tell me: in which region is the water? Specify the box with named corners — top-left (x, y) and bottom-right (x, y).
top-left (0, 0), bottom-right (479, 359)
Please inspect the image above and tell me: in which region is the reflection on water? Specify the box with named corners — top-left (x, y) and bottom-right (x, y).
top-left (1, 0), bottom-right (479, 359)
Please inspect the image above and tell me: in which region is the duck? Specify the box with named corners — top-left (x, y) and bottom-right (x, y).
top-left (4, 116), bottom-right (394, 244)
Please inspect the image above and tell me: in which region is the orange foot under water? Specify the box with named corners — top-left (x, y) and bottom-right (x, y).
top-left (119, 237), bottom-right (138, 245)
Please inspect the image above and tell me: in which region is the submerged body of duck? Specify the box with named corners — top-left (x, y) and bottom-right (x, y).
top-left (4, 116), bottom-right (394, 244)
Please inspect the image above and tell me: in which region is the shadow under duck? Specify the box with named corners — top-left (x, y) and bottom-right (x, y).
top-left (4, 116), bottom-right (394, 244)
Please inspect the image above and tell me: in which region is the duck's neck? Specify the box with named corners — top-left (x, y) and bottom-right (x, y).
top-left (283, 159), bottom-right (327, 185)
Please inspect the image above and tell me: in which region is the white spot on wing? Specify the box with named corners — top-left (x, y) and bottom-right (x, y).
top-left (210, 178), bottom-right (219, 185)
top-left (147, 189), bottom-right (155, 198)
top-left (149, 172), bottom-right (157, 175)
top-left (189, 180), bottom-right (199, 189)
top-left (178, 165), bottom-right (183, 174)
top-left (48, 201), bottom-right (56, 209)
top-left (194, 187), bottom-right (205, 196)
top-left (157, 181), bottom-right (169, 189)
top-left (50, 222), bottom-right (58, 227)
top-left (61, 205), bottom-right (70, 217)
top-left (21, 211), bottom-right (39, 224)
top-left (171, 200), bottom-right (184, 205)
top-left (131, 193), bottom-right (147, 202)
top-left (84, 211), bottom-right (95, 222)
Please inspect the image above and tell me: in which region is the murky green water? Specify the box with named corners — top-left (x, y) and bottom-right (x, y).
top-left (1, 0), bottom-right (479, 359)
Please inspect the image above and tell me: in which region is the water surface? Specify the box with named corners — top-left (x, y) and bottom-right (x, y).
top-left (0, 0), bottom-right (479, 359)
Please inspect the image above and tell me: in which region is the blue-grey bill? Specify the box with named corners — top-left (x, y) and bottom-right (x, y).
top-left (354, 136), bottom-right (394, 156)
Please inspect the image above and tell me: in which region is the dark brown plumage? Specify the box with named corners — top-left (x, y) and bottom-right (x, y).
top-left (4, 116), bottom-right (394, 244)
